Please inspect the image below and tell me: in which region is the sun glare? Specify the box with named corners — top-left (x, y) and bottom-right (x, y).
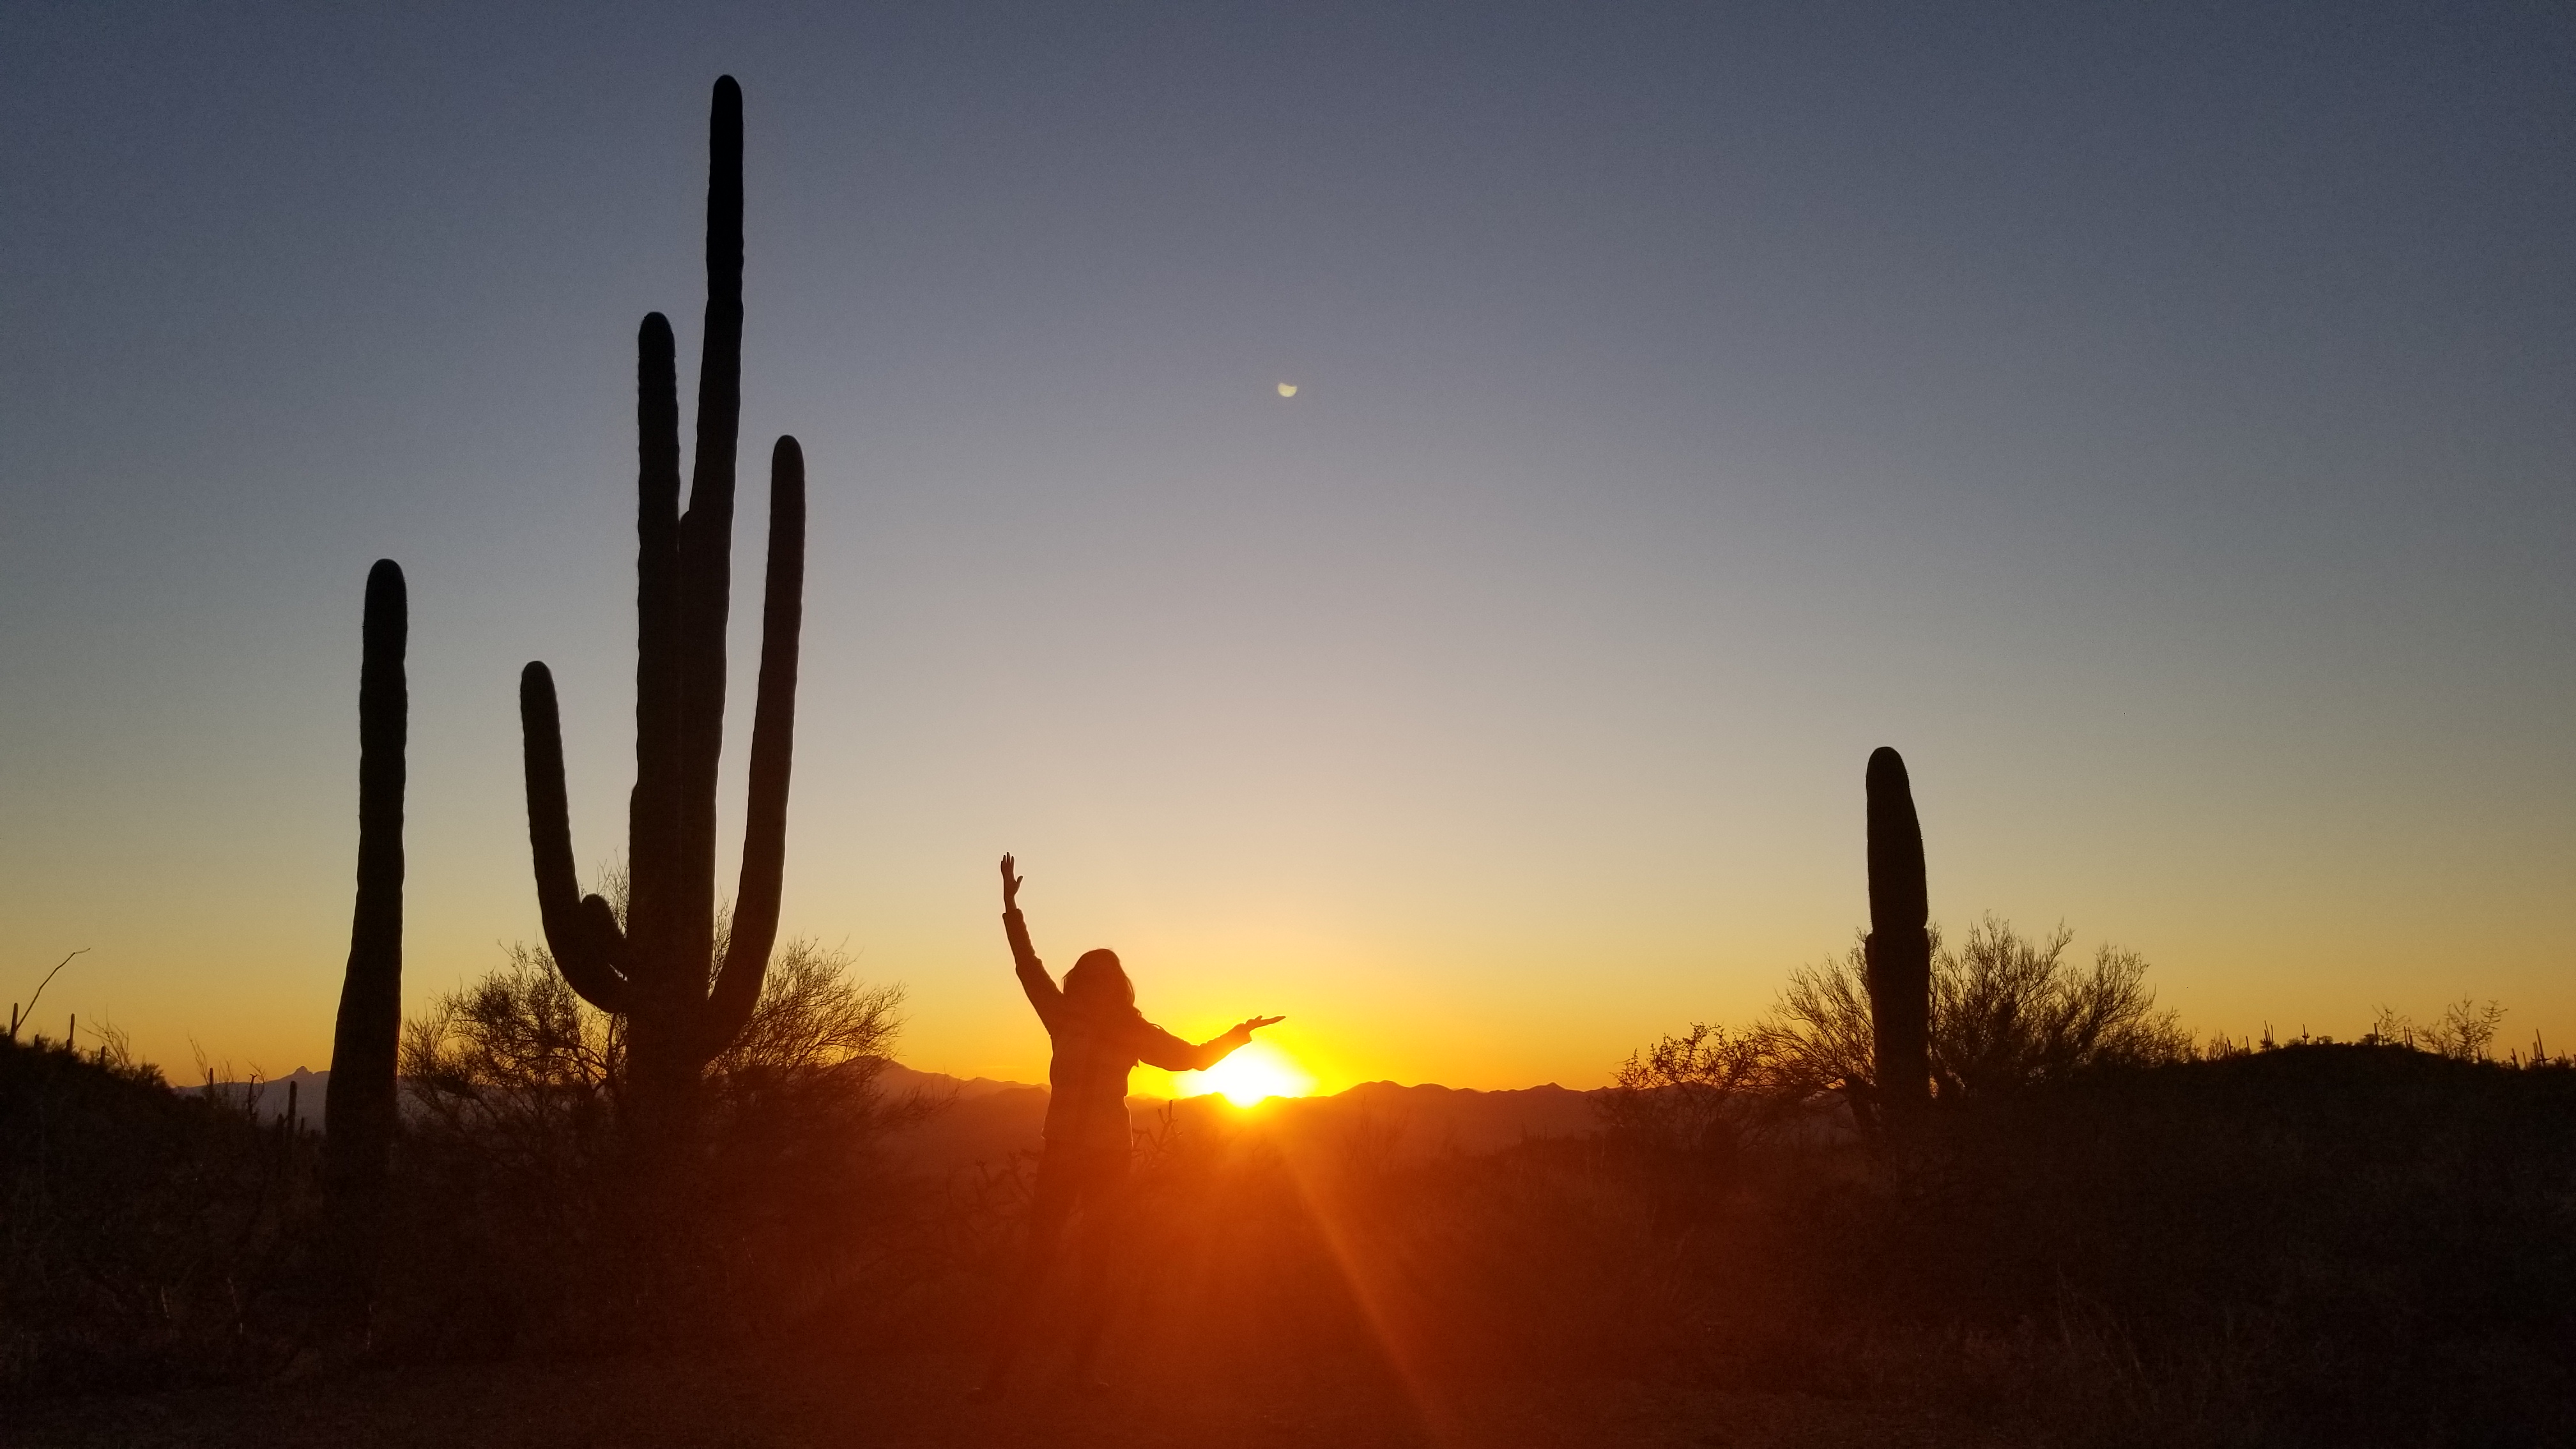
top-left (1188, 1039), bottom-right (1315, 1108)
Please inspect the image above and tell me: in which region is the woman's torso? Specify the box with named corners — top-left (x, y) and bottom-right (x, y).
top-left (1044, 1012), bottom-right (1143, 1154)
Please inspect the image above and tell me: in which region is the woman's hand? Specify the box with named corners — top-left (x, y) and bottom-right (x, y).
top-left (1000, 853), bottom-right (1023, 911)
top-left (1205, 1010), bottom-right (1288, 1067)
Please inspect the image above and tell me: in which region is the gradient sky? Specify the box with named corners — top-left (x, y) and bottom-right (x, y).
top-left (4, 2), bottom-right (2570, 1092)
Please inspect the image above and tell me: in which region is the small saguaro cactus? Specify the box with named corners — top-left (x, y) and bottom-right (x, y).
top-left (324, 558), bottom-right (406, 1303)
top-left (518, 75), bottom-right (807, 1124)
top-left (1864, 746), bottom-right (1933, 1120)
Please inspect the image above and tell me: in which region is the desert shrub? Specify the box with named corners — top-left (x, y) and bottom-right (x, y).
top-left (904, 1031), bottom-right (2576, 1445)
top-left (1599, 1022), bottom-right (1782, 1156)
top-left (392, 937), bottom-right (929, 1354)
top-left (1755, 916), bottom-right (2193, 1103)
top-left (1609, 1043), bottom-right (2576, 1445)
top-left (1931, 917), bottom-right (2195, 1093)
top-left (0, 1034), bottom-right (316, 1396)
top-left (0, 935), bottom-right (927, 1392)
top-left (1607, 916), bottom-right (2193, 1165)
top-left (1895, 1046), bottom-right (2576, 1444)
top-left (1612, 909), bottom-right (2576, 1448)
top-left (2367, 997), bottom-right (2510, 1061)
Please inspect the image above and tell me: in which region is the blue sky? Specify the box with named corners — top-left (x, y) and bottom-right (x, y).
top-left (3, 2), bottom-right (2570, 1085)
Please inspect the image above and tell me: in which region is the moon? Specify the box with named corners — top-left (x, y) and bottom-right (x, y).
top-left (1276, 382), bottom-right (1298, 398)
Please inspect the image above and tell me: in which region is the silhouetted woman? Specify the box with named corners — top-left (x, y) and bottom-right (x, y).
top-left (975, 853), bottom-right (1282, 1397)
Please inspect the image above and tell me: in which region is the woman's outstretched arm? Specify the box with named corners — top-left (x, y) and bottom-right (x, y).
top-left (1137, 1014), bottom-right (1287, 1073)
top-left (1000, 854), bottom-right (1064, 1029)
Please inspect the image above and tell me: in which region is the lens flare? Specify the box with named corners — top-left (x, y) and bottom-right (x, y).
top-left (1188, 1038), bottom-right (1314, 1107)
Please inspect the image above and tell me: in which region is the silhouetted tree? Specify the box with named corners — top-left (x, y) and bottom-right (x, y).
top-left (518, 76), bottom-right (807, 1135)
top-left (323, 557), bottom-right (404, 1317)
top-left (1930, 916), bottom-right (2192, 1091)
top-left (1762, 917), bottom-right (2191, 1103)
top-left (2367, 997), bottom-right (2509, 1062)
top-left (1602, 1022), bottom-right (1782, 1156)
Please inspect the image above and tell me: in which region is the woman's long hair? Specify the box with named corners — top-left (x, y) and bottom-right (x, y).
top-left (1062, 947), bottom-right (1138, 1020)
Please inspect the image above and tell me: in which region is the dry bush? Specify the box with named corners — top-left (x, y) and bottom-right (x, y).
top-left (1606, 914), bottom-right (2576, 1446)
top-left (1601, 1022), bottom-right (1802, 1161)
top-left (1607, 916), bottom-right (2193, 1161)
top-left (1932, 917), bottom-right (2195, 1093)
top-left (2368, 997), bottom-right (2508, 1061)
top-left (392, 936), bottom-right (928, 1354)
top-left (1, 1035), bottom-right (316, 1396)
top-left (1751, 916), bottom-right (2193, 1104)
top-left (912, 1034), bottom-right (2576, 1446)
top-left (1769, 944), bottom-right (1882, 1097)
top-left (401, 947), bottom-right (619, 1177)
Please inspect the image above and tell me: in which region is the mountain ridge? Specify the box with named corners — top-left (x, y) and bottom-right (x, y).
top-left (876, 1062), bottom-right (1609, 1171)
top-left (184, 1062), bottom-right (1614, 1166)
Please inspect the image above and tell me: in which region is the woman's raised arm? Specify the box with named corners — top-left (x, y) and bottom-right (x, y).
top-left (1137, 1014), bottom-right (1286, 1073)
top-left (1000, 853), bottom-right (1063, 1025)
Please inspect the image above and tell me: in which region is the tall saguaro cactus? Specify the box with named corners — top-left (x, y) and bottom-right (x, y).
top-left (1864, 746), bottom-right (1932, 1120)
top-left (518, 76), bottom-right (806, 1119)
top-left (325, 558), bottom-right (406, 1301)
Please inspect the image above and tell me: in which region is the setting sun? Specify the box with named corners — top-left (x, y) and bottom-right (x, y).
top-left (1184, 1039), bottom-right (1315, 1107)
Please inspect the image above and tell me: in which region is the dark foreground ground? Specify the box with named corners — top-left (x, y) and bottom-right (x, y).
top-left (15, 1039), bottom-right (2576, 1448)
top-left (7, 1348), bottom-right (2015, 1449)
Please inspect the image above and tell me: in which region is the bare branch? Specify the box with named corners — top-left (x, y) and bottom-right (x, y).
top-left (17, 947), bottom-right (91, 1039)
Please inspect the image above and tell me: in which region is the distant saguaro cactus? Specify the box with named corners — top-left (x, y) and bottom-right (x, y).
top-left (1864, 746), bottom-right (1932, 1120)
top-left (325, 558), bottom-right (405, 1305)
top-left (518, 76), bottom-right (807, 1123)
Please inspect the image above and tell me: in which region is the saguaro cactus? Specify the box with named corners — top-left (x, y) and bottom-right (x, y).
top-left (1864, 746), bottom-right (1932, 1119)
top-left (325, 558), bottom-right (406, 1301)
top-left (518, 76), bottom-right (806, 1120)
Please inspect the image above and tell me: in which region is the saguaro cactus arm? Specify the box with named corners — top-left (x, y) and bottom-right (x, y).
top-left (1864, 746), bottom-right (1933, 1116)
top-left (630, 310), bottom-right (684, 959)
top-left (521, 662), bottom-right (632, 1013)
top-left (687, 75), bottom-right (745, 544)
top-left (671, 75), bottom-right (747, 977)
top-left (326, 558), bottom-right (408, 1169)
top-left (704, 435), bottom-right (806, 1050)
top-left (1865, 747), bottom-right (1929, 935)
top-left (324, 558), bottom-right (406, 1324)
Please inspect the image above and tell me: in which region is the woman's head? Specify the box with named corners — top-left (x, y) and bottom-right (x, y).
top-left (1063, 948), bottom-right (1135, 1015)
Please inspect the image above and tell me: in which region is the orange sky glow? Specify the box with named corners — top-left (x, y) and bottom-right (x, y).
top-left (3, 10), bottom-right (2570, 1093)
